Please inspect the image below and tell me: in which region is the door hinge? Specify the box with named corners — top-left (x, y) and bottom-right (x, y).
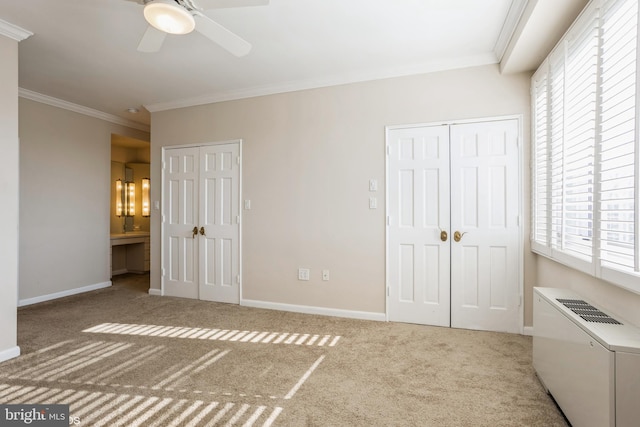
top-left (236, 275), bottom-right (240, 284)
top-left (387, 216), bottom-right (391, 226)
top-left (519, 295), bottom-right (523, 307)
top-left (161, 268), bottom-right (165, 277)
top-left (386, 286), bottom-right (390, 297)
top-left (236, 156), bottom-right (240, 165)
top-left (386, 145), bottom-right (390, 156)
top-left (236, 215), bottom-right (240, 224)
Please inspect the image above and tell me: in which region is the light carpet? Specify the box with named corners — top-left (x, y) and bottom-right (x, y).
top-left (1, 274), bottom-right (568, 426)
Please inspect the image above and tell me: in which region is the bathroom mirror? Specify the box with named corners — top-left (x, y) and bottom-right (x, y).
top-left (111, 134), bottom-right (150, 235)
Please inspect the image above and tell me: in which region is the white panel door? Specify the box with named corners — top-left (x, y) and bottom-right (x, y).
top-left (199, 144), bottom-right (240, 303)
top-left (387, 119), bottom-right (521, 333)
top-left (163, 147), bottom-right (200, 299)
top-left (387, 125), bottom-right (451, 326)
top-left (162, 142), bottom-right (241, 303)
top-left (449, 120), bottom-right (520, 333)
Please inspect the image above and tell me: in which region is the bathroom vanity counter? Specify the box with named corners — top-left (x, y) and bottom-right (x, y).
top-left (111, 231), bottom-right (149, 244)
top-left (110, 232), bottom-right (150, 275)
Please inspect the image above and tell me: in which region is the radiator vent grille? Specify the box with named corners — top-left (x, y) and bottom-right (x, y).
top-left (556, 299), bottom-right (622, 325)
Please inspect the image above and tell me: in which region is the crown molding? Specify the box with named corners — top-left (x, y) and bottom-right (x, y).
top-left (19, 89), bottom-right (150, 133)
top-left (145, 53), bottom-right (498, 112)
top-left (0, 19), bottom-right (33, 42)
top-left (494, 0), bottom-right (529, 63)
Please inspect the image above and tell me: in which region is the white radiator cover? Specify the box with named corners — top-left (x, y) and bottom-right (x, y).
top-left (533, 287), bottom-right (640, 427)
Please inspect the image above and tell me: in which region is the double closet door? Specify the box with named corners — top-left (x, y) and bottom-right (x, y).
top-left (162, 142), bottom-right (241, 304)
top-left (387, 119), bottom-right (521, 333)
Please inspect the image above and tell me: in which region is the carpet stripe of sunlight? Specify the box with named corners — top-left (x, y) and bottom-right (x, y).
top-left (2, 341), bottom-right (324, 401)
top-left (284, 355), bottom-right (325, 400)
top-left (0, 384), bottom-right (284, 427)
top-left (83, 323), bottom-right (342, 347)
top-left (152, 349), bottom-right (229, 389)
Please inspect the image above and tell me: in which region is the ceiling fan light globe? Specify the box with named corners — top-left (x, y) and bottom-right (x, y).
top-left (144, 0), bottom-right (195, 35)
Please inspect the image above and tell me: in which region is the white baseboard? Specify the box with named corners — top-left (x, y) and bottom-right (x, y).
top-left (0, 346), bottom-right (20, 363)
top-left (111, 268), bottom-right (128, 276)
top-left (241, 299), bottom-right (386, 322)
top-left (18, 281), bottom-right (112, 307)
top-left (148, 288), bottom-right (163, 296)
top-left (523, 326), bottom-right (534, 336)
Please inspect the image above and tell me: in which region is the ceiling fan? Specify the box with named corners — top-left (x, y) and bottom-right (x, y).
top-left (130, 0), bottom-right (269, 56)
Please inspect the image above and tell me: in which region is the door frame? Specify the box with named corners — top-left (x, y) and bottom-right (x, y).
top-left (160, 139), bottom-right (243, 301)
top-left (384, 115), bottom-right (524, 334)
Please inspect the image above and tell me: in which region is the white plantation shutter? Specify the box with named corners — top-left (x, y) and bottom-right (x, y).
top-left (531, 69), bottom-right (550, 253)
top-left (549, 53), bottom-right (566, 253)
top-left (599, 0), bottom-right (638, 282)
top-left (531, 0), bottom-right (640, 292)
top-left (562, 14), bottom-right (598, 263)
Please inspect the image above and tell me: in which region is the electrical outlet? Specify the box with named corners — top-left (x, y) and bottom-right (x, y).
top-left (369, 196), bottom-right (377, 209)
top-left (322, 270), bottom-right (330, 281)
top-left (298, 268), bottom-right (310, 281)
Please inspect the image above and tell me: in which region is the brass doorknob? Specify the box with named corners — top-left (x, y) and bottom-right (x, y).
top-left (454, 231), bottom-right (466, 242)
top-left (200, 227), bottom-right (206, 236)
top-left (440, 230), bottom-right (448, 242)
top-left (192, 226), bottom-right (198, 238)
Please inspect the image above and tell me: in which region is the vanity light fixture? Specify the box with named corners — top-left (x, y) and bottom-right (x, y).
top-left (115, 179), bottom-right (124, 217)
top-left (126, 182), bottom-right (136, 216)
top-left (142, 178), bottom-right (151, 217)
top-left (115, 179), bottom-right (136, 217)
top-left (143, 0), bottom-right (196, 35)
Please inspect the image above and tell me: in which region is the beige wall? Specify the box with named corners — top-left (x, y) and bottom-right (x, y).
top-left (111, 145), bottom-right (151, 164)
top-left (19, 98), bottom-right (149, 301)
top-left (0, 35), bottom-right (20, 361)
top-left (150, 64), bottom-right (535, 320)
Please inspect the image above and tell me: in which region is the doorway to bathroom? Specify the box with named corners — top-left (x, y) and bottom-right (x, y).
top-left (110, 134), bottom-right (151, 285)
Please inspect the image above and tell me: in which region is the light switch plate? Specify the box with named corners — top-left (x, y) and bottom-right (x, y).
top-left (369, 179), bottom-right (378, 192)
top-left (298, 268), bottom-right (310, 281)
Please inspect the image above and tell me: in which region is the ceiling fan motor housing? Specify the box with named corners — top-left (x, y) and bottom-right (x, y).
top-left (143, 0), bottom-right (196, 34)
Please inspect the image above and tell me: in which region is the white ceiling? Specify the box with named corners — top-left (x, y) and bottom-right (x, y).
top-left (0, 0), bottom-right (585, 129)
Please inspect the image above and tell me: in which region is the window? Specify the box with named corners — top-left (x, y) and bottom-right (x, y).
top-left (531, 0), bottom-right (640, 293)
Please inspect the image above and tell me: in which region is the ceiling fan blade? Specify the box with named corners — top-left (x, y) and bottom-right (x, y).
top-left (195, 0), bottom-right (269, 10)
top-left (137, 25), bottom-right (167, 53)
top-left (194, 14), bottom-right (252, 57)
